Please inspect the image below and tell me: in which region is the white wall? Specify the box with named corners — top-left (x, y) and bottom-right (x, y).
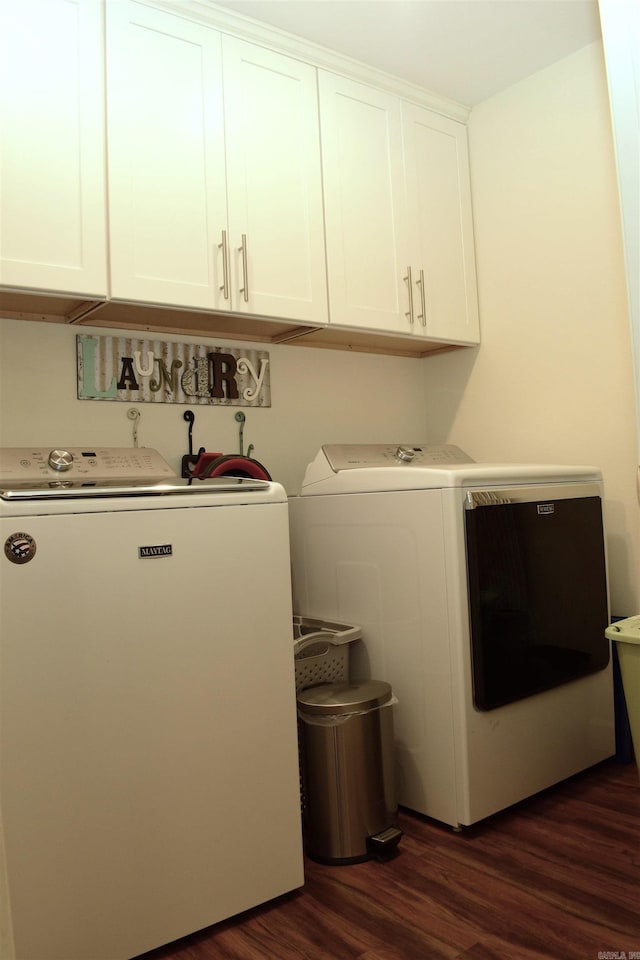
top-left (424, 42), bottom-right (640, 616)
top-left (599, 0), bottom-right (640, 456)
top-left (0, 317), bottom-right (428, 495)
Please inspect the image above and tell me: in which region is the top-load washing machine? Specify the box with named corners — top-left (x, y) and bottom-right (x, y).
top-left (288, 443), bottom-right (615, 829)
top-left (0, 447), bottom-right (303, 960)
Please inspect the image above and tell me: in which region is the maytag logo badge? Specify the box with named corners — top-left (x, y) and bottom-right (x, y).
top-left (139, 544), bottom-right (173, 559)
top-left (537, 503), bottom-right (555, 515)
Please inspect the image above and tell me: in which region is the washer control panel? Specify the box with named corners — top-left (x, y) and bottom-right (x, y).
top-left (0, 447), bottom-right (176, 483)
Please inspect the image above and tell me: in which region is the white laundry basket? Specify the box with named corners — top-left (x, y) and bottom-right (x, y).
top-left (293, 615), bottom-right (361, 692)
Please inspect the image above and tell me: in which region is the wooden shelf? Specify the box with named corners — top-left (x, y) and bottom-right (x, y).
top-left (0, 288), bottom-right (470, 359)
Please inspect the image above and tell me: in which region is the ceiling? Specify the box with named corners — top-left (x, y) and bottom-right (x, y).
top-left (211, 0), bottom-right (602, 106)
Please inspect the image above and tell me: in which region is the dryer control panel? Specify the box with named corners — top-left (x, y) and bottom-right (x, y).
top-left (0, 447), bottom-right (175, 483)
top-left (321, 443), bottom-right (475, 471)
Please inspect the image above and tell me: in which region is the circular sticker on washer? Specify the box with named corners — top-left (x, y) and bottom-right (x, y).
top-left (4, 532), bottom-right (37, 564)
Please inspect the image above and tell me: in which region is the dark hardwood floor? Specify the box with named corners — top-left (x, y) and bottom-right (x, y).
top-left (139, 760), bottom-right (639, 960)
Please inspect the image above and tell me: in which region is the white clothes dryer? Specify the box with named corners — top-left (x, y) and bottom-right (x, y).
top-left (288, 443), bottom-right (615, 829)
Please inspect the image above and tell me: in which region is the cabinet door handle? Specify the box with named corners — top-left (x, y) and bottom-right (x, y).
top-left (219, 230), bottom-right (230, 301)
top-left (404, 266), bottom-right (414, 325)
top-left (239, 234), bottom-right (249, 303)
top-left (416, 269), bottom-right (426, 326)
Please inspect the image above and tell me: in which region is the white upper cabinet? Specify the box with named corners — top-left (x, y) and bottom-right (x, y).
top-left (402, 103), bottom-right (479, 344)
top-left (107, 2), bottom-right (327, 325)
top-left (0, 0), bottom-right (107, 297)
top-left (318, 72), bottom-right (411, 333)
top-left (319, 71), bottom-right (479, 343)
top-left (222, 36), bottom-right (328, 325)
top-left (106, 2), bottom-right (227, 310)
top-left (0, 0), bottom-right (479, 352)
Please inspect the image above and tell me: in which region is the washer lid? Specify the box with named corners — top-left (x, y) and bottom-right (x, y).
top-left (0, 476), bottom-right (271, 501)
top-left (297, 679), bottom-right (392, 715)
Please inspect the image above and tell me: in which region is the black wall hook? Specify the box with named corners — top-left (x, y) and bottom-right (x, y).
top-left (184, 410), bottom-right (195, 454)
top-left (181, 409), bottom-right (204, 478)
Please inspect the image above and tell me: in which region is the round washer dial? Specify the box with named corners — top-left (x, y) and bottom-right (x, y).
top-left (48, 449), bottom-right (74, 472)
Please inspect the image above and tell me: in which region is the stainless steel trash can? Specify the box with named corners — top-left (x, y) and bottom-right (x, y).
top-left (297, 679), bottom-right (402, 864)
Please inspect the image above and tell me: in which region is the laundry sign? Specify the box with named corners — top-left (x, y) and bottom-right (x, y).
top-left (77, 335), bottom-right (271, 407)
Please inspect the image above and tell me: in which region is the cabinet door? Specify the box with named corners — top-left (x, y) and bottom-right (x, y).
top-left (319, 72), bottom-right (410, 333)
top-left (106, 1), bottom-right (228, 309)
top-left (222, 37), bottom-right (327, 325)
top-left (402, 103), bottom-right (480, 344)
top-left (0, 0), bottom-right (106, 296)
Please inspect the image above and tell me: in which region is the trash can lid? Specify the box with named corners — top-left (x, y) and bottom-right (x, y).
top-left (297, 679), bottom-right (393, 716)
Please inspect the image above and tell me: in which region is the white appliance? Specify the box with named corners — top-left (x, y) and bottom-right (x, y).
top-left (289, 443), bottom-right (615, 829)
top-left (0, 447), bottom-right (303, 960)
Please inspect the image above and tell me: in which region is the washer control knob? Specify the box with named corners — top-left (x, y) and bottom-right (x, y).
top-left (395, 445), bottom-right (415, 463)
top-left (48, 449), bottom-right (74, 472)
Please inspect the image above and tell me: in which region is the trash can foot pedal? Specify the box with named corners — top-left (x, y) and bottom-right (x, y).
top-left (367, 826), bottom-right (402, 861)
